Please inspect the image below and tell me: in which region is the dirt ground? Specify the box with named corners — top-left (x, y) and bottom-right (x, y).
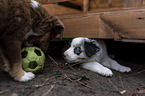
top-left (0, 40), bottom-right (145, 96)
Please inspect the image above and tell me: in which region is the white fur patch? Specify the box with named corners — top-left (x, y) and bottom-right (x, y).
top-left (19, 72), bottom-right (35, 82)
top-left (31, 0), bottom-right (39, 8)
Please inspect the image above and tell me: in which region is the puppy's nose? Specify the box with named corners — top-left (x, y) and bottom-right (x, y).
top-left (63, 52), bottom-right (67, 57)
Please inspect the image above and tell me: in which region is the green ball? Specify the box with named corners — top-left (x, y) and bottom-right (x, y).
top-left (21, 46), bottom-right (46, 73)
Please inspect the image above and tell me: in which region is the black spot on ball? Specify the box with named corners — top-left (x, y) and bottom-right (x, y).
top-left (34, 49), bottom-right (41, 56)
top-left (29, 61), bottom-right (37, 69)
top-left (21, 51), bottom-right (28, 58)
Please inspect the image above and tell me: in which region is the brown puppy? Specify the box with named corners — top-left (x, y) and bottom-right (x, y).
top-left (0, 0), bottom-right (64, 82)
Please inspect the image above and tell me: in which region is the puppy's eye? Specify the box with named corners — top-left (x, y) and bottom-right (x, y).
top-left (74, 47), bottom-right (82, 55)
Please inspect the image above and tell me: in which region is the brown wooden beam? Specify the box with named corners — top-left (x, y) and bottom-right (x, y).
top-left (124, 0), bottom-right (143, 8)
top-left (36, 0), bottom-right (71, 4)
top-left (83, 0), bottom-right (89, 12)
top-left (69, 0), bottom-right (83, 6)
top-left (57, 8), bottom-right (145, 39)
top-left (43, 4), bottom-right (81, 15)
top-left (47, 0), bottom-right (71, 3)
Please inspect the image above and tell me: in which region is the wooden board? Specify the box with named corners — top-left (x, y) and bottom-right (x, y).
top-left (143, 0), bottom-right (145, 6)
top-left (57, 8), bottom-right (145, 39)
top-left (36, 0), bottom-right (47, 4)
top-left (90, 0), bottom-right (124, 10)
top-left (47, 0), bottom-right (71, 3)
top-left (69, 0), bottom-right (83, 6)
top-left (101, 12), bottom-right (145, 39)
top-left (124, 0), bottom-right (143, 8)
top-left (36, 0), bottom-right (71, 4)
top-left (43, 4), bottom-right (81, 15)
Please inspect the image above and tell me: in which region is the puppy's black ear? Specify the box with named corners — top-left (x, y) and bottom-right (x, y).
top-left (84, 41), bottom-right (100, 57)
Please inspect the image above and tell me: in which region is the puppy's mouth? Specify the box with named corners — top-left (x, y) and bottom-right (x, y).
top-left (63, 57), bottom-right (74, 63)
top-left (64, 58), bottom-right (74, 63)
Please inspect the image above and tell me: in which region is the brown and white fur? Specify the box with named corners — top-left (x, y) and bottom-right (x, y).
top-left (64, 37), bottom-right (131, 76)
top-left (0, 0), bottom-right (64, 82)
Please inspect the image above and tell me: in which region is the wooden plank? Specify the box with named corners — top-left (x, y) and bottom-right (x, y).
top-left (36, 0), bottom-right (71, 4)
top-left (47, 0), bottom-right (71, 3)
top-left (36, 0), bottom-right (47, 4)
top-left (101, 12), bottom-right (145, 39)
top-left (83, 0), bottom-right (89, 12)
top-left (57, 8), bottom-right (145, 39)
top-left (90, 0), bottom-right (124, 10)
top-left (60, 16), bottom-right (101, 38)
top-left (143, 0), bottom-right (145, 6)
top-left (58, 13), bottom-right (118, 38)
top-left (43, 4), bottom-right (81, 15)
top-left (124, 0), bottom-right (143, 8)
top-left (69, 0), bottom-right (83, 6)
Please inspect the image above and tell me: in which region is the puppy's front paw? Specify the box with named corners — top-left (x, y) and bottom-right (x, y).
top-left (19, 72), bottom-right (35, 82)
top-left (119, 66), bottom-right (131, 73)
top-left (100, 68), bottom-right (113, 76)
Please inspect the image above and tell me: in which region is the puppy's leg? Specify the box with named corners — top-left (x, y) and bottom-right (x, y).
top-left (0, 48), bottom-right (10, 72)
top-left (101, 57), bottom-right (131, 72)
top-left (81, 62), bottom-right (113, 76)
top-left (1, 40), bottom-right (35, 82)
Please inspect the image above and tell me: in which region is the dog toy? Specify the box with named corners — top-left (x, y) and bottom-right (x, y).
top-left (21, 46), bottom-right (45, 73)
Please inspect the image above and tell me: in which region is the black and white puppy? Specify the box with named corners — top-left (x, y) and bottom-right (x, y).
top-left (64, 37), bottom-right (131, 76)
